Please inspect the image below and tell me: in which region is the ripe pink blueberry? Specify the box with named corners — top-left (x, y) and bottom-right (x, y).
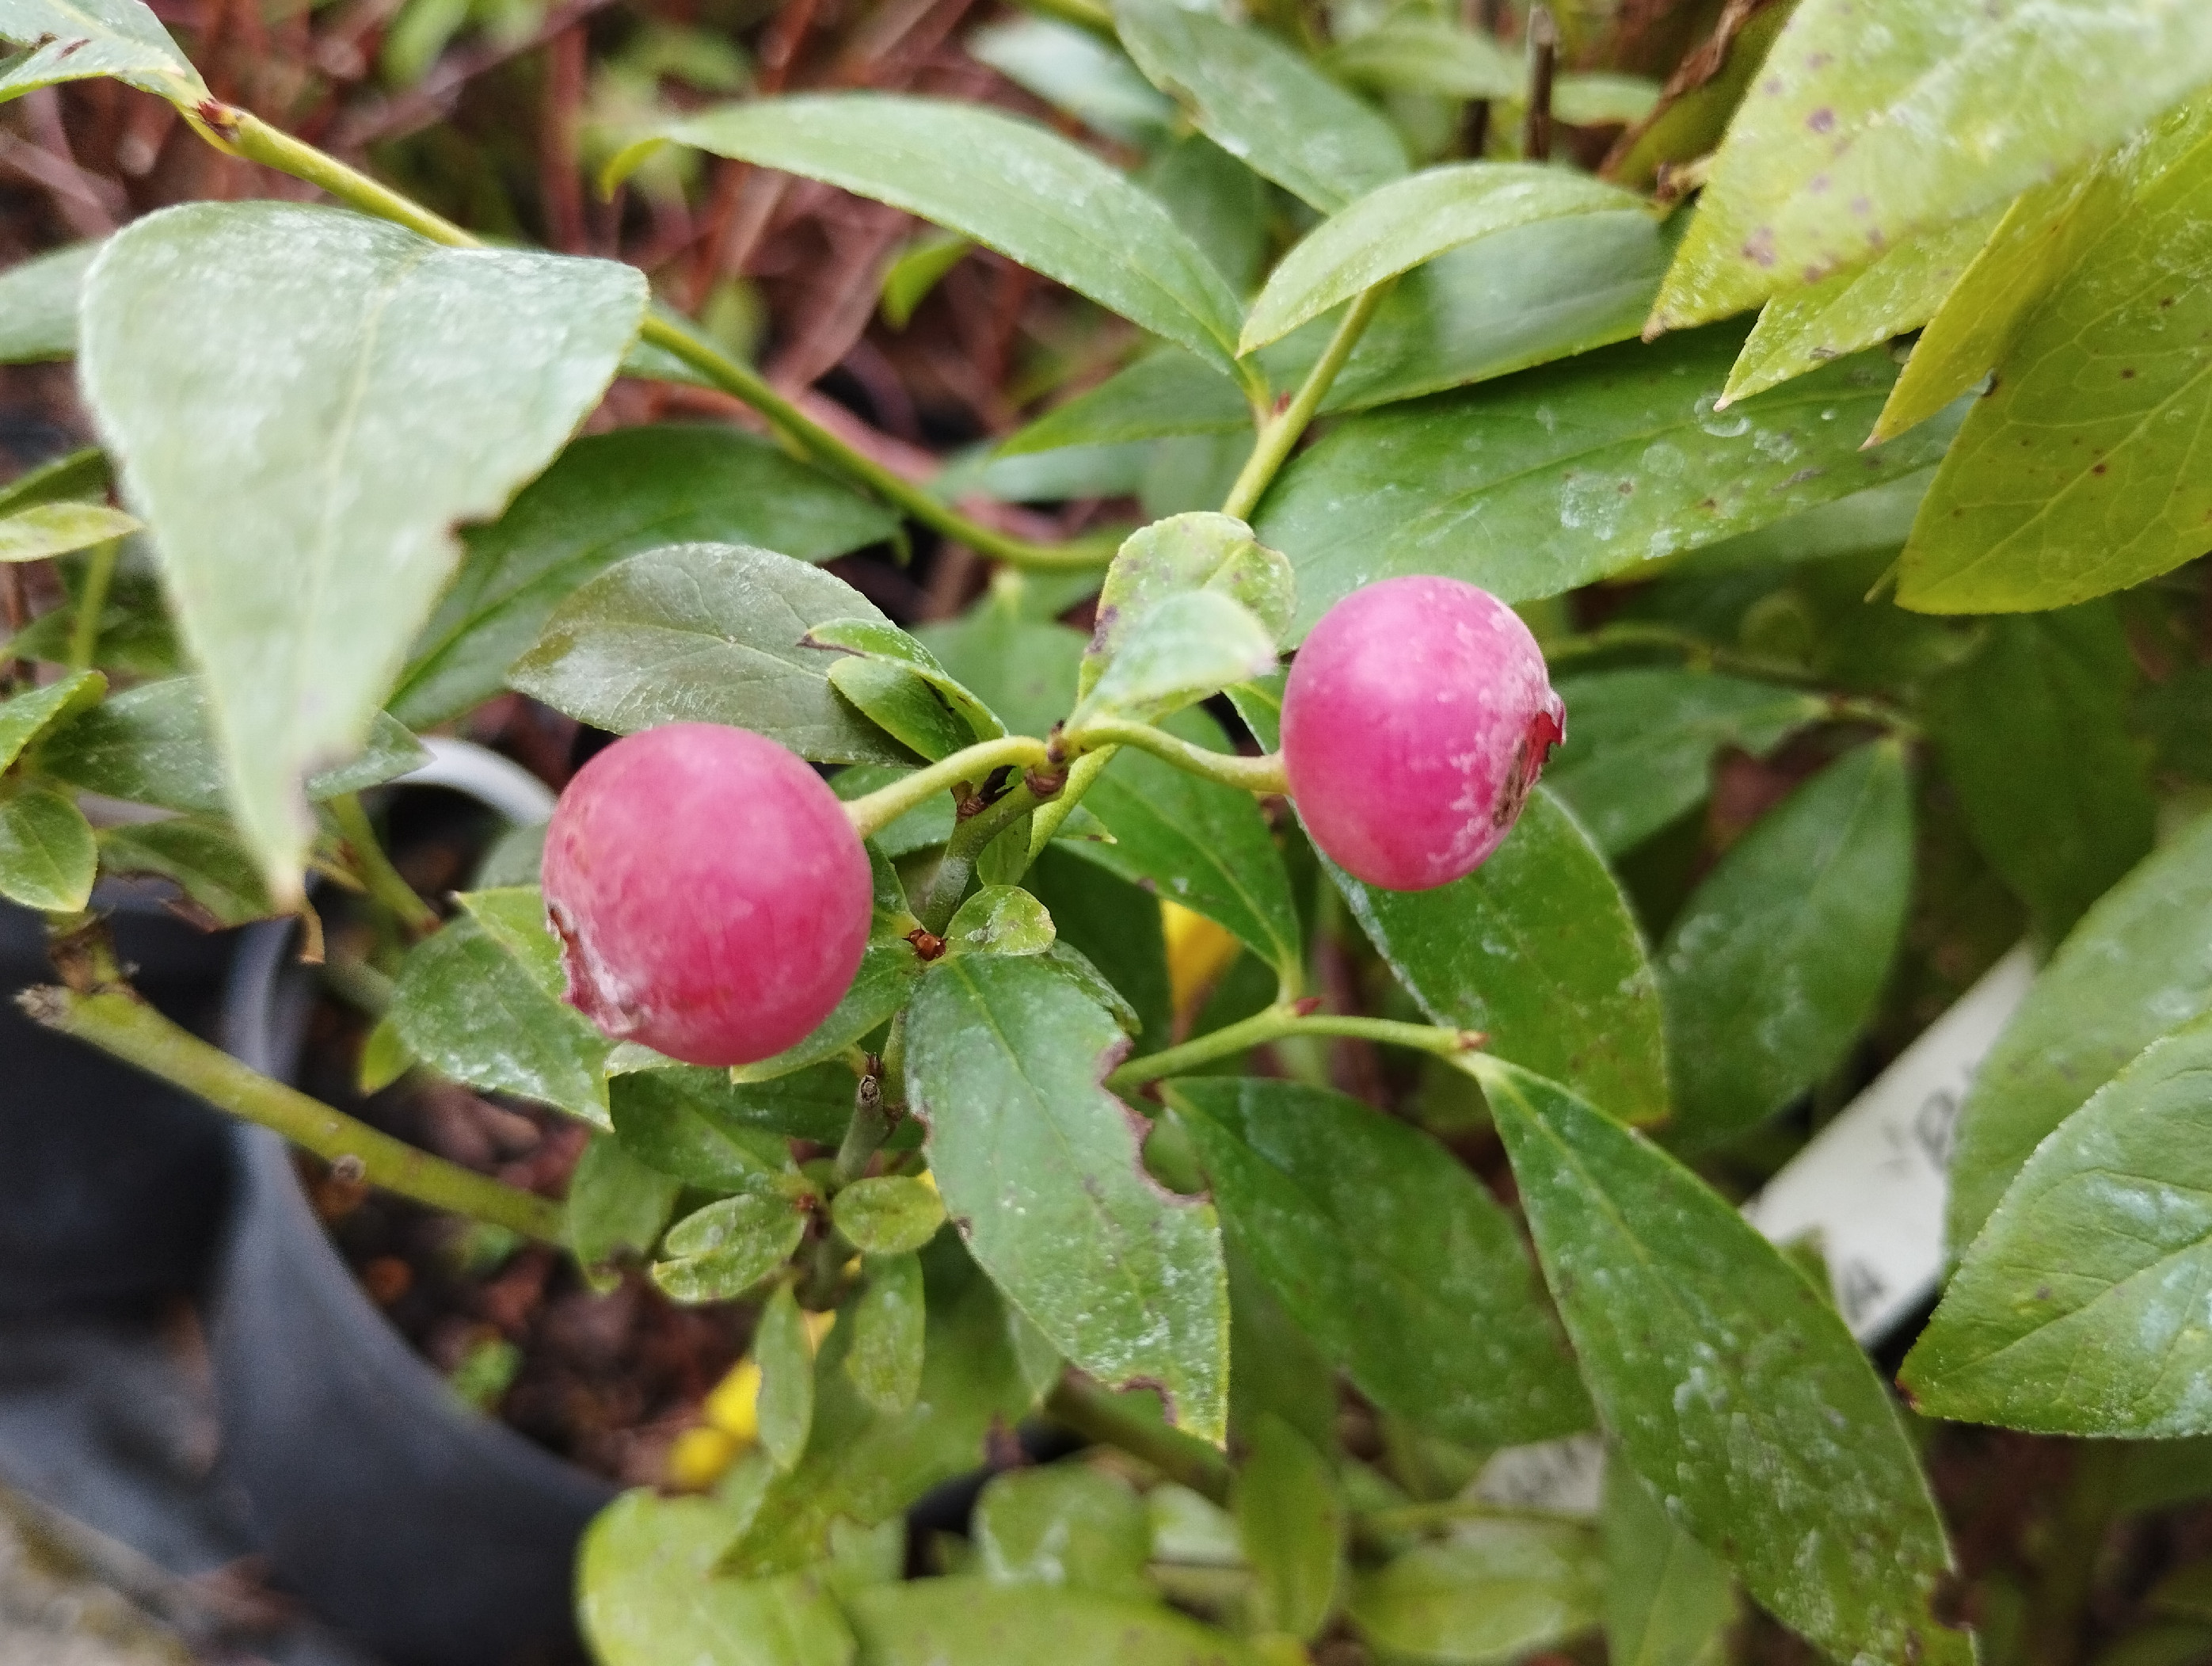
top-left (540, 723), bottom-right (871, 1068)
top-left (1281, 575), bottom-right (1565, 892)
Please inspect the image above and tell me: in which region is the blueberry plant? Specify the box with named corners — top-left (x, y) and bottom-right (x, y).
top-left (9, 0), bottom-right (2212, 1660)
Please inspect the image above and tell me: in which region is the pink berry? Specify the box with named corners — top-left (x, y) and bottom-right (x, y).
top-left (540, 723), bottom-right (871, 1067)
top-left (1281, 576), bottom-right (1564, 892)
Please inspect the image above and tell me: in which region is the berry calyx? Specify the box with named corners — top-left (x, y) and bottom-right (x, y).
top-left (1281, 576), bottom-right (1565, 892)
top-left (541, 723), bottom-right (872, 1067)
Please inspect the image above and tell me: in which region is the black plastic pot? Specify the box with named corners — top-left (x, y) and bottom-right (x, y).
top-left (204, 743), bottom-right (614, 1666)
top-left (0, 890), bottom-right (235, 1316)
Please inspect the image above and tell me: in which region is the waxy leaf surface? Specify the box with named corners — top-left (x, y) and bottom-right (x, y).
top-left (1334, 789), bottom-right (1667, 1127)
top-left (1169, 1077), bottom-right (1590, 1449)
top-left (1651, 0), bottom-right (2212, 330)
top-left (641, 93), bottom-right (1242, 368)
top-left (1947, 812), bottom-right (2212, 1251)
top-left (1658, 743), bottom-right (1913, 1149)
top-left (510, 542), bottom-right (912, 764)
top-left (908, 952), bottom-right (1228, 1443)
top-left (394, 426), bottom-right (893, 727)
top-left (1115, 0), bottom-right (1405, 213)
top-left (1907, 1013), bottom-right (2212, 1435)
top-left (1259, 330), bottom-right (1954, 633)
top-left (80, 202), bottom-right (643, 898)
top-left (1474, 1057), bottom-right (1966, 1666)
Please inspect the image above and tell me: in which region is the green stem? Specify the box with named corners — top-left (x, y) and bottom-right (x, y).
top-left (832, 1070), bottom-right (893, 1188)
top-left (1544, 624), bottom-right (1921, 738)
top-left (66, 539), bottom-right (119, 673)
top-left (636, 318), bottom-right (1117, 574)
top-left (918, 780), bottom-right (1047, 935)
top-left (1220, 280), bottom-right (1395, 520)
top-left (1106, 1003), bottom-right (1479, 1093)
top-left (840, 734), bottom-right (1052, 841)
top-left (218, 109), bottom-right (474, 246)
top-left (200, 104), bottom-right (1113, 578)
top-left (1061, 718), bottom-right (1286, 795)
top-left (328, 793), bottom-right (440, 936)
top-left (1045, 1378), bottom-right (1232, 1505)
top-left (1025, 745), bottom-right (1114, 862)
top-left (20, 983), bottom-right (565, 1243)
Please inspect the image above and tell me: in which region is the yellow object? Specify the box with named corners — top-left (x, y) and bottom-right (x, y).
top-left (1163, 900), bottom-right (1240, 1020)
top-left (704, 1358), bottom-right (763, 1442)
top-left (667, 1424), bottom-right (741, 1492)
top-left (803, 1308), bottom-right (838, 1353)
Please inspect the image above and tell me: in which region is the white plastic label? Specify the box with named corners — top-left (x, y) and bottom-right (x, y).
top-left (1473, 945), bottom-right (2039, 1514)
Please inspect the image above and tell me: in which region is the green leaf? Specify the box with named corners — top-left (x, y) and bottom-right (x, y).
top-left (756, 1283), bottom-right (815, 1470)
top-left (1927, 604), bottom-right (2155, 939)
top-left (1235, 1413), bottom-right (1343, 1641)
top-left (1224, 672), bottom-right (1282, 753)
top-left (1905, 1012), bottom-right (2212, 1435)
top-left (967, 15), bottom-right (1173, 147)
top-left (0, 0), bottom-right (206, 104)
top-left (916, 610), bottom-right (1085, 742)
top-left (1260, 330), bottom-right (1957, 631)
top-left (729, 1239), bottom-right (1049, 1574)
top-left (999, 352), bottom-right (1250, 459)
top-left (609, 1067), bottom-right (809, 1189)
top-left (908, 952), bottom-right (1228, 1443)
top-left (1068, 589), bottom-right (1277, 730)
top-left (391, 426), bottom-right (895, 729)
top-left (1602, 1462), bottom-right (1734, 1666)
top-left (1116, 0), bottom-right (1405, 213)
top-left (1897, 120), bottom-right (2212, 612)
top-left (1546, 670), bottom-right (1826, 857)
top-left (944, 885), bottom-right (1057, 960)
top-left (847, 1580), bottom-right (1261, 1665)
top-left (1648, 0), bottom-right (2212, 331)
top-left (975, 1466), bottom-right (1152, 1598)
top-left (1243, 165), bottom-right (1645, 355)
top-left (390, 915), bottom-right (612, 1127)
top-left (1873, 162), bottom-right (2126, 445)
top-left (1168, 1077), bottom-right (1589, 1449)
top-left (1323, 13), bottom-right (1519, 100)
top-left (80, 203), bottom-right (642, 898)
top-left (1472, 1055), bottom-right (1965, 1666)
top-left (510, 542), bottom-right (914, 764)
top-left (878, 231), bottom-right (969, 330)
top-left (728, 938), bottom-right (927, 1084)
top-left (578, 1491), bottom-right (854, 1666)
top-left (1346, 1523), bottom-right (1603, 1664)
top-left (96, 815), bottom-right (281, 926)
top-left (454, 885), bottom-right (562, 995)
top-left (1081, 513), bottom-right (1293, 701)
top-left (1657, 743), bottom-right (1913, 1149)
top-left (1072, 710), bottom-right (1301, 978)
top-left (652, 1189), bottom-right (807, 1303)
top-left (567, 1135), bottom-right (682, 1289)
top-left (828, 659), bottom-right (973, 761)
top-left (0, 241), bottom-right (97, 363)
top-left (831, 1176), bottom-right (946, 1256)
top-left (807, 616), bottom-right (1005, 743)
top-left (842, 1251), bottom-right (925, 1415)
top-left (634, 93), bottom-right (1242, 369)
top-left (1026, 848), bottom-right (1172, 1055)
top-left (1721, 205), bottom-right (2003, 406)
top-left (0, 669), bottom-right (102, 772)
top-left (1946, 812), bottom-right (2212, 1253)
top-left (33, 676), bottom-right (426, 814)
top-left (1332, 788), bottom-right (1667, 1127)
top-left (1553, 73), bottom-right (1662, 127)
top-left (0, 787), bottom-right (95, 911)
top-left (0, 501), bottom-right (137, 562)
top-left (0, 447), bottom-right (109, 518)
top-left (1145, 133), bottom-right (1270, 295)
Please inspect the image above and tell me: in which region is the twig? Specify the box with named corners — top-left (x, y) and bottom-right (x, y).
top-left (1045, 1378), bottom-right (1232, 1502)
top-left (21, 982), bottom-right (566, 1243)
top-left (1523, 6), bottom-right (1559, 163)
